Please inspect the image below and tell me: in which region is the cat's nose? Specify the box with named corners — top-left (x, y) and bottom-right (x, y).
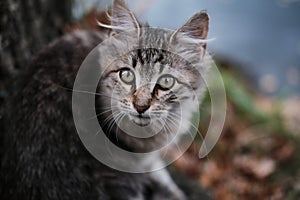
top-left (133, 103), bottom-right (150, 114)
top-left (132, 86), bottom-right (151, 114)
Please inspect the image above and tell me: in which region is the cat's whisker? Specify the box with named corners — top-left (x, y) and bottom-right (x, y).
top-left (56, 85), bottom-right (121, 101)
top-left (94, 129), bottom-right (102, 137)
top-left (162, 119), bottom-right (183, 160)
top-left (105, 112), bottom-right (126, 154)
top-left (162, 116), bottom-right (182, 152)
top-left (96, 92), bottom-right (121, 101)
top-left (168, 113), bottom-right (199, 140)
top-left (104, 129), bottom-right (114, 160)
top-left (86, 106), bottom-right (119, 120)
top-left (165, 117), bottom-right (181, 142)
top-left (102, 111), bottom-right (116, 124)
top-left (161, 120), bottom-right (175, 158)
top-left (167, 113), bottom-right (202, 159)
top-left (167, 112), bottom-right (211, 161)
top-left (88, 105), bottom-right (119, 111)
top-left (95, 110), bottom-right (120, 156)
top-left (115, 126), bottom-right (120, 144)
top-left (157, 118), bottom-right (169, 158)
top-left (89, 109), bottom-right (113, 120)
top-left (105, 112), bottom-right (121, 131)
top-left (104, 112), bottom-right (123, 156)
top-left (102, 110), bottom-right (121, 127)
top-left (115, 113), bottom-right (126, 143)
top-left (107, 112), bottom-right (123, 136)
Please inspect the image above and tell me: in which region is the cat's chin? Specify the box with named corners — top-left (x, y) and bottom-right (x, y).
top-left (132, 119), bottom-right (151, 127)
top-left (130, 115), bottom-right (151, 127)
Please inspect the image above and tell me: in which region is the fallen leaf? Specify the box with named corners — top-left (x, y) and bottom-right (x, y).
top-left (234, 155), bottom-right (276, 179)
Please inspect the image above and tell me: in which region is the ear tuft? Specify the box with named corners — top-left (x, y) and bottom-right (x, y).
top-left (178, 11), bottom-right (209, 39)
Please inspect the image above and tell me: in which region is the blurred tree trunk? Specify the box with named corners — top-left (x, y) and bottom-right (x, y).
top-left (0, 0), bottom-right (73, 98)
top-left (0, 0), bottom-right (73, 149)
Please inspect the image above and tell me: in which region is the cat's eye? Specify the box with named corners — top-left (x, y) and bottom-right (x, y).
top-left (157, 75), bottom-right (175, 90)
top-left (119, 69), bottom-right (135, 84)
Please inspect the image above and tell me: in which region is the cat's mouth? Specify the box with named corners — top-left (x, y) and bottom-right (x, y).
top-left (129, 113), bottom-right (151, 127)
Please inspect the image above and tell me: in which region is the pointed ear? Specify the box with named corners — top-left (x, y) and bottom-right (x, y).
top-left (110, 0), bottom-right (140, 32)
top-left (178, 11), bottom-right (209, 39)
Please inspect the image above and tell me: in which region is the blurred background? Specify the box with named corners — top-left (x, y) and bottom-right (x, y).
top-left (1, 0), bottom-right (300, 199)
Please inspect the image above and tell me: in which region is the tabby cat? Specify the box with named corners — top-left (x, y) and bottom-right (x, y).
top-left (0, 0), bottom-right (211, 199)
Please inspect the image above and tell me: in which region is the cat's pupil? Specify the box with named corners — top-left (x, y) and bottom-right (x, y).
top-left (124, 71), bottom-right (130, 77)
top-left (164, 78), bottom-right (170, 84)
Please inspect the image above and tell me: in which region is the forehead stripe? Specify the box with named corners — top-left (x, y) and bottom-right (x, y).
top-left (137, 49), bottom-right (144, 65)
top-left (132, 56), bottom-right (137, 68)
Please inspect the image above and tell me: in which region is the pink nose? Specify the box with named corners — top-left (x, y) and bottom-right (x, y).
top-left (133, 103), bottom-right (150, 114)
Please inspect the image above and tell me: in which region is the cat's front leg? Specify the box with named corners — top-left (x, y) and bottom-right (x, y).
top-left (149, 168), bottom-right (187, 200)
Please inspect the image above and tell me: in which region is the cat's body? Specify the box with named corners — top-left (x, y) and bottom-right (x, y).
top-left (0, 0), bottom-right (211, 199)
top-left (1, 30), bottom-right (106, 200)
top-left (0, 29), bottom-right (182, 200)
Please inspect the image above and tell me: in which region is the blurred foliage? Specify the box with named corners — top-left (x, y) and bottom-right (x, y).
top-left (176, 62), bottom-right (300, 200)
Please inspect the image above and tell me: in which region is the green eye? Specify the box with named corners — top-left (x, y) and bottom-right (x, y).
top-left (119, 69), bottom-right (135, 84)
top-left (157, 75), bottom-right (175, 90)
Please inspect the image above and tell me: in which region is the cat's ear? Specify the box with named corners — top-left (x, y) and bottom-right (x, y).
top-left (177, 11), bottom-right (209, 40)
top-left (110, 0), bottom-right (140, 33)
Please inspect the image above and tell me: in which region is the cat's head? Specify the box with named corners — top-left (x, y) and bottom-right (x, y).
top-left (98, 0), bottom-right (210, 151)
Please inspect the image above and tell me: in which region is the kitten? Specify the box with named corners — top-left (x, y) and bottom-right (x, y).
top-left (0, 0), bottom-right (210, 199)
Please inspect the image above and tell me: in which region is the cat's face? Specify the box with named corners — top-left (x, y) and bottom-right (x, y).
top-left (102, 49), bottom-right (200, 128)
top-left (96, 0), bottom-right (209, 151)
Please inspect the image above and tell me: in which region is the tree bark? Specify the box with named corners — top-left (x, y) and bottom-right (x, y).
top-left (0, 0), bottom-right (73, 96)
top-left (0, 0), bottom-right (73, 163)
